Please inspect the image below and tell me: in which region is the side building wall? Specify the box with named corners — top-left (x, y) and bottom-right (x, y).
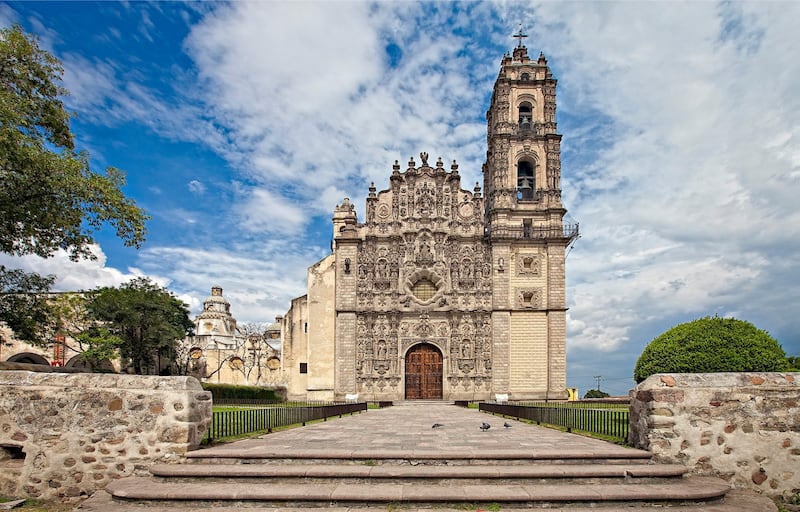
top-left (281, 295), bottom-right (309, 401)
top-left (0, 368), bottom-right (211, 500)
top-left (630, 372), bottom-right (800, 498)
top-left (307, 255), bottom-right (337, 401)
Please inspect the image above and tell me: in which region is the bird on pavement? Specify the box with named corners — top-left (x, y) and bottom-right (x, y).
top-left (503, 422), bottom-right (512, 428)
top-left (432, 423), bottom-right (444, 429)
top-left (480, 422), bottom-right (491, 431)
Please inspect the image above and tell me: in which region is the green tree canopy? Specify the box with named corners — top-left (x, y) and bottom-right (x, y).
top-left (86, 278), bottom-right (193, 375)
top-left (0, 265), bottom-right (55, 342)
top-left (583, 389), bottom-right (610, 399)
top-left (634, 316), bottom-right (789, 383)
top-left (0, 25), bottom-right (148, 344)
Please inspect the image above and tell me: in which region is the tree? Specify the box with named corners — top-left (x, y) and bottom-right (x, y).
top-left (48, 292), bottom-right (121, 369)
top-left (634, 316), bottom-right (789, 383)
top-left (0, 25), bottom-right (148, 343)
top-left (86, 278), bottom-right (193, 375)
top-left (584, 389), bottom-right (610, 399)
top-left (0, 266), bottom-right (55, 342)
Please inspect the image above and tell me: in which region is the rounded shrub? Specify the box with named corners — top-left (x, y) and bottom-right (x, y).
top-left (634, 316), bottom-right (789, 383)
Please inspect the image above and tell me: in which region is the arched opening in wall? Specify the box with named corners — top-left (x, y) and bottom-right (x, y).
top-left (405, 343), bottom-right (443, 400)
top-left (6, 352), bottom-right (49, 365)
top-left (520, 72), bottom-right (530, 81)
top-left (517, 160), bottom-right (535, 200)
top-left (518, 101), bottom-right (533, 130)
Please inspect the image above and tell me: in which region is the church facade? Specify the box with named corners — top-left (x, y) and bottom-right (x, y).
top-left (281, 43), bottom-right (578, 402)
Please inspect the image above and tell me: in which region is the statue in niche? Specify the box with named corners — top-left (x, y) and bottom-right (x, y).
top-left (461, 340), bottom-right (472, 358)
top-left (418, 195), bottom-right (433, 217)
top-left (418, 241), bottom-right (434, 264)
top-left (376, 259), bottom-right (389, 279)
top-left (377, 341), bottom-right (387, 360)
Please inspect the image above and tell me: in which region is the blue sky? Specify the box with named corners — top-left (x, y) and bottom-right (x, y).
top-left (1, 1), bottom-right (798, 396)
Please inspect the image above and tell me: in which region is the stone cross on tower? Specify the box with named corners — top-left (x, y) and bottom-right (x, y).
top-left (512, 25), bottom-right (528, 47)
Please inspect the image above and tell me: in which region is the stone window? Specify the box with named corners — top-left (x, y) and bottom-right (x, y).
top-left (412, 278), bottom-right (437, 301)
top-left (299, 362), bottom-right (308, 374)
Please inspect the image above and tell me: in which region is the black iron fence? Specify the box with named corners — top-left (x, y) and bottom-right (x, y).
top-left (205, 401), bottom-right (367, 443)
top-left (480, 402), bottom-right (629, 443)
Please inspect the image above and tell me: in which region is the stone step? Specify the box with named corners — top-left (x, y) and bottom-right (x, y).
top-left (150, 462), bottom-right (688, 480)
top-left (185, 446), bottom-right (654, 464)
top-left (77, 488), bottom-right (779, 512)
top-left (104, 475), bottom-right (731, 505)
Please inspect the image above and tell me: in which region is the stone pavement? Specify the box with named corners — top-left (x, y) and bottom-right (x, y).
top-left (190, 401), bottom-right (647, 460)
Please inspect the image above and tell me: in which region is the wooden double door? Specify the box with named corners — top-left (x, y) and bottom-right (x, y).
top-left (405, 343), bottom-right (443, 399)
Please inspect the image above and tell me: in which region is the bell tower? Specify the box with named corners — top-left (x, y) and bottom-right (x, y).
top-left (484, 32), bottom-right (578, 399)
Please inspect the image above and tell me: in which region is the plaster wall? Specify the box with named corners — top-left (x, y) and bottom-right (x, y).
top-left (630, 372), bottom-right (800, 498)
top-left (0, 368), bottom-right (211, 500)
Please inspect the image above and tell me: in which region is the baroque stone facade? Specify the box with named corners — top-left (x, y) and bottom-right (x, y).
top-left (281, 44), bottom-right (578, 401)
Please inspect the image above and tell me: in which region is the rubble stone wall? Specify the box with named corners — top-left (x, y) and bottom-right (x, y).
top-left (0, 369), bottom-right (212, 500)
top-left (630, 372), bottom-right (800, 497)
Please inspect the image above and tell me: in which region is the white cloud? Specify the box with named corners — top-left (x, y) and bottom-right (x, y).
top-left (183, 2), bottom-right (491, 228)
top-left (135, 244), bottom-right (322, 322)
top-left (233, 186), bottom-right (307, 235)
top-left (188, 180), bottom-right (206, 195)
top-left (0, 246), bottom-right (155, 292)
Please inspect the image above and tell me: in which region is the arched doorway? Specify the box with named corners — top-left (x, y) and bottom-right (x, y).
top-left (6, 352), bottom-right (49, 365)
top-left (405, 343), bottom-right (443, 400)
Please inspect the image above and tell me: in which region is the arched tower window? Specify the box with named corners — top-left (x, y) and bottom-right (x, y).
top-left (520, 72), bottom-right (530, 81)
top-left (518, 101), bottom-right (533, 130)
top-left (517, 160), bottom-right (535, 200)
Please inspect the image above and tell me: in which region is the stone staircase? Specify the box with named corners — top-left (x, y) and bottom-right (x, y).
top-left (76, 403), bottom-right (775, 511)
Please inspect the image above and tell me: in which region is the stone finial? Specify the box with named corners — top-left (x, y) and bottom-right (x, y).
top-left (393, 160), bottom-right (401, 173)
top-left (408, 156), bottom-right (416, 168)
top-left (436, 157), bottom-right (443, 168)
top-left (451, 160), bottom-right (459, 173)
top-left (368, 182), bottom-right (376, 198)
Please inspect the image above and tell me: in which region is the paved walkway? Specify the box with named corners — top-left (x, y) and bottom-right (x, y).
top-left (192, 401), bottom-right (647, 460)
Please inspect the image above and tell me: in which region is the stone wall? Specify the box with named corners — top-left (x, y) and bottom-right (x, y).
top-left (630, 372), bottom-right (800, 498)
top-left (0, 368), bottom-right (211, 500)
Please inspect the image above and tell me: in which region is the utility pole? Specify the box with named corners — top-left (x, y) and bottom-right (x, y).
top-left (593, 375), bottom-right (603, 390)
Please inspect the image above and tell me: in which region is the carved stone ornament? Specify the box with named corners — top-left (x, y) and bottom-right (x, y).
top-left (516, 287), bottom-right (543, 309)
top-left (517, 253), bottom-right (541, 276)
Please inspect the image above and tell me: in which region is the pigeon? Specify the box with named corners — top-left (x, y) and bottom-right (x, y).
top-left (480, 422), bottom-right (491, 431)
top-left (432, 423), bottom-right (444, 429)
top-left (503, 422), bottom-right (512, 428)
